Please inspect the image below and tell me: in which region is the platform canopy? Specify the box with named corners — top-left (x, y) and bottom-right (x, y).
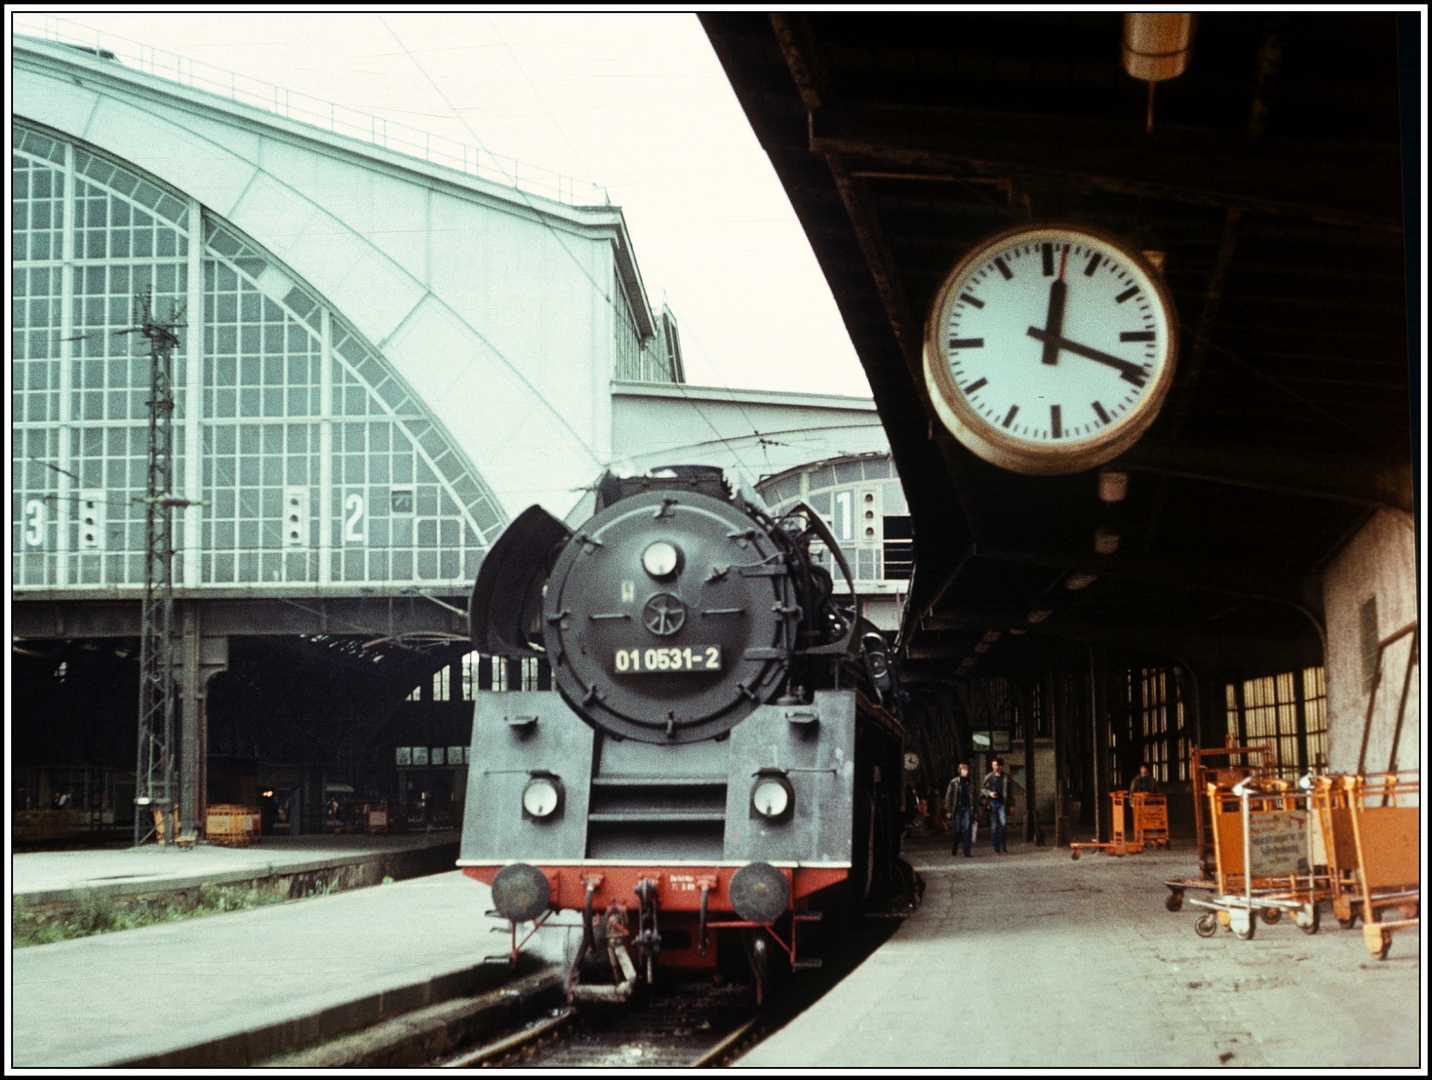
top-left (701, 13), bottom-right (1416, 681)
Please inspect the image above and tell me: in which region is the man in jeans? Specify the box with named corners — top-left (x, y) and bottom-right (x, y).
top-left (982, 758), bottom-right (1013, 854)
top-left (944, 762), bottom-right (976, 857)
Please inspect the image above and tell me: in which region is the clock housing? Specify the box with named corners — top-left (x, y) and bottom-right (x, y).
top-left (922, 223), bottom-right (1178, 475)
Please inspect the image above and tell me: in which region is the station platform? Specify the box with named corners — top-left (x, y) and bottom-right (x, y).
top-left (10, 837), bottom-right (582, 1068)
top-left (738, 833), bottom-right (1423, 1070)
top-left (13, 829), bottom-right (461, 912)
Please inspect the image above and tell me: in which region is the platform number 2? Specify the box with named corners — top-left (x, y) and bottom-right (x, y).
top-left (345, 493), bottom-right (365, 543)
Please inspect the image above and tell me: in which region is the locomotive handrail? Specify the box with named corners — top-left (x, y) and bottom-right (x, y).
top-left (787, 501), bottom-right (859, 657)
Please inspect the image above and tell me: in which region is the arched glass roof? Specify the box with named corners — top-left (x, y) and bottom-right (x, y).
top-left (12, 121), bottom-right (503, 591)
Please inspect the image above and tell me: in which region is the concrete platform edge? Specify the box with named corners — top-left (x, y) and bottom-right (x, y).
top-left (256, 968), bottom-right (567, 1068)
top-left (108, 959), bottom-right (561, 1068)
top-left (15, 839), bottom-right (459, 909)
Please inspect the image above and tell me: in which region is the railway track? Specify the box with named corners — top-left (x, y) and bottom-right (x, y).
top-left (438, 979), bottom-right (761, 1068)
top-left (436, 912), bottom-right (906, 1068)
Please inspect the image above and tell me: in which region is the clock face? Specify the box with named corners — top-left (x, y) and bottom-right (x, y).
top-left (923, 223), bottom-right (1178, 475)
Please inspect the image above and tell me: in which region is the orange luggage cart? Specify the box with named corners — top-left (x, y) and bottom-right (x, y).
top-left (1307, 773), bottom-right (1363, 928)
top-left (1163, 742), bottom-right (1276, 911)
top-left (1131, 792), bottom-right (1169, 850)
top-left (1341, 771), bottom-right (1419, 959)
top-left (1070, 790), bottom-right (1134, 858)
top-left (1186, 775), bottom-right (1321, 940)
top-left (1071, 789), bottom-right (1173, 860)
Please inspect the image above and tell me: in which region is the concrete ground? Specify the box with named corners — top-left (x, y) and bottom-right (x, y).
top-left (10, 868), bottom-right (582, 1067)
top-left (738, 833), bottom-right (1423, 1070)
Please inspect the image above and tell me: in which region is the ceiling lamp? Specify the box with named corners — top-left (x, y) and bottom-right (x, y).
top-left (1098, 469), bottom-right (1129, 504)
top-left (1065, 572), bottom-right (1099, 591)
top-left (1094, 529), bottom-right (1120, 555)
top-left (1027, 609), bottom-right (1053, 624)
top-left (1122, 13), bottom-right (1198, 132)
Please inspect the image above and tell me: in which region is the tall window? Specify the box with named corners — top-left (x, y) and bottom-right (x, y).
top-left (461, 650), bottom-right (480, 700)
top-left (1225, 666), bottom-right (1327, 771)
top-left (1302, 666), bottom-right (1328, 769)
top-left (1134, 668), bottom-right (1187, 783)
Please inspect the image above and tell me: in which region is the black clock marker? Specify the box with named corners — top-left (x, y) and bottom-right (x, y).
top-left (947, 338), bottom-right (985, 349)
top-left (959, 292), bottom-right (985, 308)
top-left (1002, 404), bottom-right (1019, 428)
top-left (994, 257), bottom-right (1013, 280)
top-left (1120, 331), bottom-right (1155, 342)
top-left (1115, 286), bottom-right (1140, 304)
top-left (1042, 244), bottom-right (1054, 276)
top-left (1050, 405), bottom-right (1062, 438)
top-left (1084, 253), bottom-right (1101, 276)
top-left (1092, 401), bottom-right (1110, 424)
top-left (962, 377), bottom-right (988, 395)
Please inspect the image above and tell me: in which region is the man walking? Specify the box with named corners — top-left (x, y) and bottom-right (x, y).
top-left (983, 758), bottom-right (1013, 854)
top-left (944, 763), bottom-right (975, 857)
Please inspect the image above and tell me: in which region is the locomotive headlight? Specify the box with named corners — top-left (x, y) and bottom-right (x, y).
top-left (522, 774), bottom-right (563, 820)
top-left (751, 773), bottom-right (793, 821)
top-left (641, 540), bottom-right (680, 579)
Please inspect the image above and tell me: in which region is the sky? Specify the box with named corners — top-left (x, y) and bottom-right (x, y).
top-left (10, 10), bottom-right (874, 399)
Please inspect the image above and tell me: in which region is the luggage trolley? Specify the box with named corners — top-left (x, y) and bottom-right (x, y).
top-left (1163, 742), bottom-right (1274, 911)
top-left (1342, 771), bottom-right (1419, 959)
top-left (1187, 775), bottom-right (1321, 940)
top-left (1070, 789), bottom-right (1135, 859)
top-left (1070, 787), bottom-right (1174, 860)
top-left (1307, 773), bottom-right (1363, 929)
top-left (1131, 791), bottom-right (1169, 850)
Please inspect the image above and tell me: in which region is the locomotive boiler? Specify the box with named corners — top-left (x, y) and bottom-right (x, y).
top-left (459, 468), bottom-right (910, 1002)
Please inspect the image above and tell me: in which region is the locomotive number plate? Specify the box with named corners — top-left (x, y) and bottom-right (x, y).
top-left (614, 645), bottom-right (721, 674)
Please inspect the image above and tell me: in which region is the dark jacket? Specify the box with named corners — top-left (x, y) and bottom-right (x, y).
top-left (944, 774), bottom-right (974, 814)
top-left (983, 769), bottom-right (1013, 807)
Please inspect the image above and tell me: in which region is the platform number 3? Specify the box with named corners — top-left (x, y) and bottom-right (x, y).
top-left (345, 492), bottom-right (365, 543)
top-left (24, 499), bottom-right (45, 547)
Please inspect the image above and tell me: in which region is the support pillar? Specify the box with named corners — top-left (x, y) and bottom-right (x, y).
top-left (1090, 644), bottom-right (1111, 842)
top-left (1017, 680), bottom-right (1039, 843)
top-left (1050, 667), bottom-right (1070, 847)
top-left (178, 602), bottom-right (228, 838)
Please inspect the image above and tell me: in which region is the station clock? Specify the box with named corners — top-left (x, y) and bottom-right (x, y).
top-left (923, 223), bottom-right (1178, 475)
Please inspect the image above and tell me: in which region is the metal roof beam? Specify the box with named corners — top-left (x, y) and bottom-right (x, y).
top-left (959, 546), bottom-right (1312, 611)
top-left (809, 103), bottom-right (1403, 233)
top-left (1115, 441), bottom-right (1413, 513)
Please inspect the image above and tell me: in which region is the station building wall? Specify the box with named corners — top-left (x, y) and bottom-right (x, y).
top-left (610, 382), bottom-right (888, 487)
top-left (1322, 510), bottom-right (1421, 773)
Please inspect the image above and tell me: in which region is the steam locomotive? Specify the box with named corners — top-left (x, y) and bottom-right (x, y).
top-left (459, 467), bottom-right (911, 1002)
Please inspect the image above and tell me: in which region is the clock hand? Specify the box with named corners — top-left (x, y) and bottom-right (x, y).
top-left (1025, 328), bottom-right (1149, 387)
top-left (1039, 279), bottom-right (1067, 366)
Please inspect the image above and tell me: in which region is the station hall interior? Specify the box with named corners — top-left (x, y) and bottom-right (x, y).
top-left (9, 13), bottom-right (1422, 868)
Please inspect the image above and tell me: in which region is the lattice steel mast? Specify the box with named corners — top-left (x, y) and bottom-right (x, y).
top-left (130, 291), bottom-right (188, 846)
